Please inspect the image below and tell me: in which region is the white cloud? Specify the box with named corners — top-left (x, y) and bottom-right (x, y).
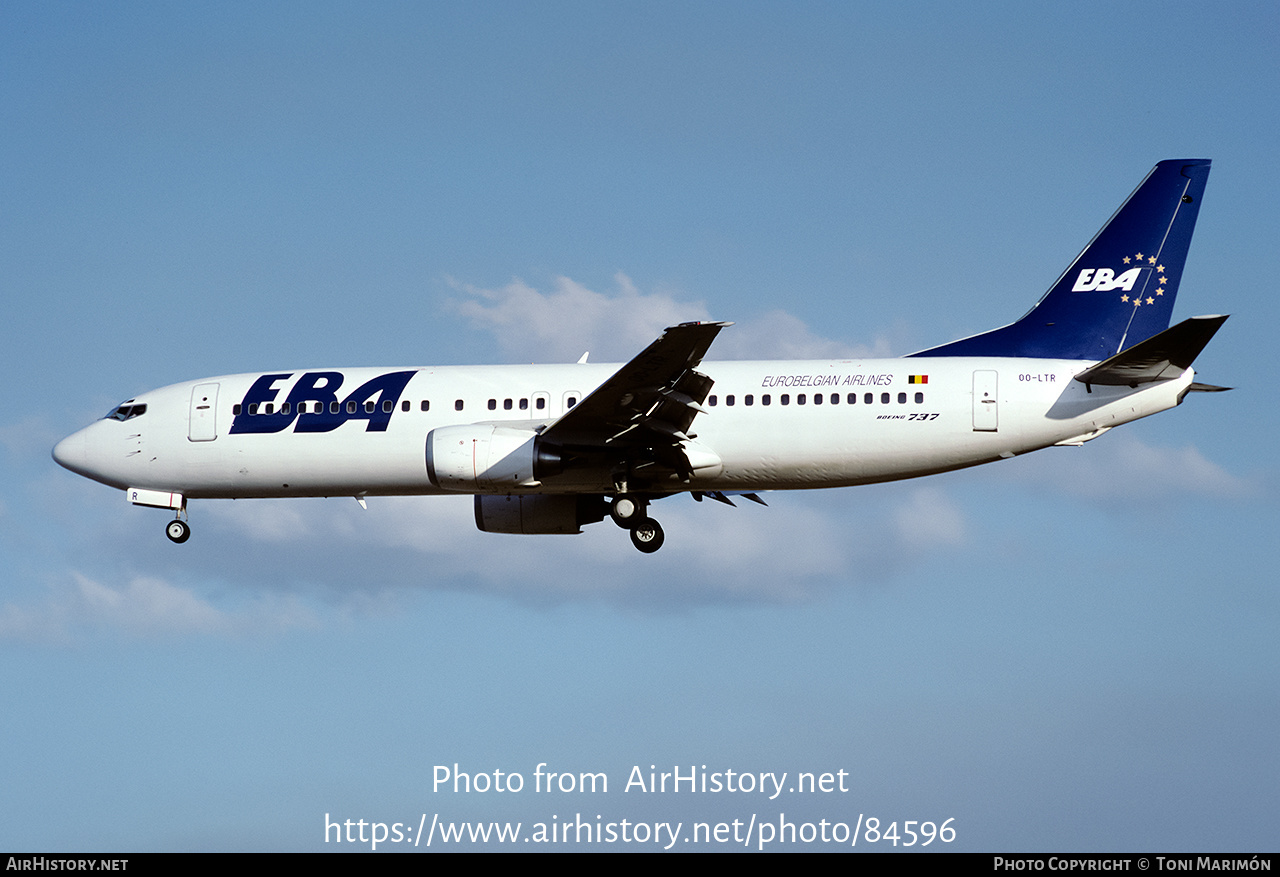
top-left (204, 499), bottom-right (327, 543)
top-left (446, 272), bottom-right (879, 362)
top-left (192, 485), bottom-right (971, 608)
top-left (448, 272), bottom-right (710, 362)
top-left (1001, 432), bottom-right (1251, 503)
top-left (711, 309), bottom-right (890, 361)
top-left (0, 573), bottom-right (319, 644)
top-left (891, 487), bottom-right (967, 549)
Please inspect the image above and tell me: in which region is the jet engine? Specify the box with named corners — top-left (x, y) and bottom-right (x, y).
top-left (474, 494), bottom-right (607, 535)
top-left (425, 425), bottom-right (563, 490)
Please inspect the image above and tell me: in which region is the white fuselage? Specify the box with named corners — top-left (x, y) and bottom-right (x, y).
top-left (53, 357), bottom-right (1193, 500)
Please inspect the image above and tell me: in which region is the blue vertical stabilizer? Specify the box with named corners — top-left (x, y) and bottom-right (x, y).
top-left (910, 159), bottom-right (1210, 361)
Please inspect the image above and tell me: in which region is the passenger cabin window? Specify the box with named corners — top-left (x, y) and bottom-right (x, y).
top-left (488, 399), bottom-right (497, 410)
top-left (421, 400), bottom-right (430, 412)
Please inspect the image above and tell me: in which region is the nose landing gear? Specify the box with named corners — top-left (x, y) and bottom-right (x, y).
top-left (165, 517), bottom-right (191, 544)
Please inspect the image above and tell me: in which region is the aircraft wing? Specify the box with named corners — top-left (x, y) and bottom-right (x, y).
top-left (538, 321), bottom-right (731, 479)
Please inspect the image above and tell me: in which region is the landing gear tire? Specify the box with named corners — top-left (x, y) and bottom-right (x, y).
top-left (629, 517), bottom-right (664, 553)
top-left (166, 519), bottom-right (190, 544)
top-left (611, 495), bottom-right (645, 528)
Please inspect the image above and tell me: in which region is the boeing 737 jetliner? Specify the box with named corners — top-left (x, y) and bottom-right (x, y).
top-left (53, 160), bottom-right (1229, 552)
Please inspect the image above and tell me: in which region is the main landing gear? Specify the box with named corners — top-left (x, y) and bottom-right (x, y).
top-left (611, 495), bottom-right (664, 554)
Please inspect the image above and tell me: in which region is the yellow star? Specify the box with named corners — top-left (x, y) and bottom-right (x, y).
top-left (1157, 264), bottom-right (1165, 272)
top-left (1148, 256), bottom-right (1156, 264)
top-left (1159, 275), bottom-right (1166, 283)
top-left (1121, 294), bottom-right (1129, 302)
top-left (1133, 298), bottom-right (1142, 306)
top-left (1122, 256), bottom-right (1131, 264)
top-left (1135, 252), bottom-right (1144, 260)
top-left (1146, 297), bottom-right (1154, 304)
top-left (1156, 289), bottom-right (1163, 295)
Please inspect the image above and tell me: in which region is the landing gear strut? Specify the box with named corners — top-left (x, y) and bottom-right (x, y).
top-left (166, 518), bottom-right (191, 544)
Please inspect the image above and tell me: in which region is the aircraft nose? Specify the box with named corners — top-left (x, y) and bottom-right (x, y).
top-left (52, 430), bottom-right (88, 475)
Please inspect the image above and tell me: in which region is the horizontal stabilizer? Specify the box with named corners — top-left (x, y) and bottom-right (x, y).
top-left (1073, 315), bottom-right (1228, 386)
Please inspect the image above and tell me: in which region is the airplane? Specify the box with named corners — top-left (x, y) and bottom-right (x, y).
top-left (53, 159), bottom-right (1230, 553)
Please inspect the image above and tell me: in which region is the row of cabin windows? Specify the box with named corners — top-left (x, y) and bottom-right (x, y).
top-left (231, 396), bottom-right (577, 417)
top-left (709, 391), bottom-right (925, 406)
top-left (232, 391), bottom-right (921, 417)
top-left (485, 397), bottom-right (559, 412)
top-left (235, 399), bottom-right (427, 416)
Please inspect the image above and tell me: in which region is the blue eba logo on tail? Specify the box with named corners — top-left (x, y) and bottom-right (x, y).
top-left (911, 159), bottom-right (1210, 361)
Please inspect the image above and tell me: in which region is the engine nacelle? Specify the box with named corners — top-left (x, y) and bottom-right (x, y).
top-left (474, 494), bottom-right (607, 535)
top-left (425, 424), bottom-right (562, 491)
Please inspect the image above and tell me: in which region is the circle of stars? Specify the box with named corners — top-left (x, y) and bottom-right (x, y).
top-left (1118, 253), bottom-right (1166, 307)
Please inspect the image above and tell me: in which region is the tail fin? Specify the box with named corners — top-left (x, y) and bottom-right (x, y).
top-left (911, 159), bottom-right (1211, 360)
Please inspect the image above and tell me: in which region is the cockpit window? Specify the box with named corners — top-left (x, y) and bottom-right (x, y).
top-left (105, 402), bottom-right (147, 421)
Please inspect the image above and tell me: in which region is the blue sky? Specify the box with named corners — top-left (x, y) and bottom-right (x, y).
top-left (2, 1), bottom-right (1277, 851)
